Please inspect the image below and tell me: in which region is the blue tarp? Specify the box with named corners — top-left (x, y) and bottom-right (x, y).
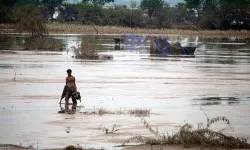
top-left (124, 35), bottom-right (147, 50)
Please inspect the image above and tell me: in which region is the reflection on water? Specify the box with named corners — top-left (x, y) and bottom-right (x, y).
top-left (194, 97), bottom-right (244, 106)
top-left (114, 45), bottom-right (122, 50)
top-left (1, 33), bottom-right (249, 52)
top-left (0, 35), bottom-right (24, 50)
top-left (58, 104), bottom-right (77, 114)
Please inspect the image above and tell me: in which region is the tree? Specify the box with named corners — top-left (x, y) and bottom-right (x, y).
top-left (84, 4), bottom-right (104, 25)
top-left (182, 0), bottom-right (250, 29)
top-left (16, 0), bottom-right (39, 6)
top-left (40, 0), bottom-right (64, 21)
top-left (140, 0), bottom-right (164, 20)
top-left (0, 0), bottom-right (18, 6)
top-left (58, 3), bottom-right (79, 22)
top-left (130, 0), bottom-right (137, 28)
top-left (78, 0), bottom-right (114, 25)
top-left (15, 4), bottom-right (47, 37)
top-left (153, 3), bottom-right (171, 28)
top-left (81, 0), bottom-right (114, 6)
top-left (183, 0), bottom-right (200, 9)
top-left (182, 0), bottom-right (202, 21)
top-left (219, 0), bottom-right (250, 29)
top-left (175, 3), bottom-right (190, 23)
top-left (0, 0), bottom-right (19, 23)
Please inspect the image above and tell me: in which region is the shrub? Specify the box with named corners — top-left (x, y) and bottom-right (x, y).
top-left (15, 4), bottom-right (48, 37)
top-left (123, 115), bottom-right (250, 149)
top-left (72, 38), bottom-right (98, 59)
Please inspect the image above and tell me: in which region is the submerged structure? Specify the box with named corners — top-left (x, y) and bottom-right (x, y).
top-left (150, 37), bottom-right (196, 55)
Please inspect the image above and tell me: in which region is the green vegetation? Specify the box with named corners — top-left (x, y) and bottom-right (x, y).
top-left (0, 0), bottom-right (249, 30)
top-left (181, 0), bottom-right (250, 30)
top-left (14, 4), bottom-right (47, 37)
top-left (141, 0), bottom-right (164, 20)
top-left (0, 0), bottom-right (18, 23)
top-left (40, 0), bottom-right (64, 21)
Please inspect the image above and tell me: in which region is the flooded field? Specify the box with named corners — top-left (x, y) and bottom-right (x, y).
top-left (0, 34), bottom-right (250, 149)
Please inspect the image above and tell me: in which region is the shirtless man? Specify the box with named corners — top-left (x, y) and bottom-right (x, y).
top-left (65, 69), bottom-right (77, 105)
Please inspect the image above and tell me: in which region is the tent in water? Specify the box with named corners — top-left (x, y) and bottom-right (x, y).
top-left (150, 37), bottom-right (196, 55)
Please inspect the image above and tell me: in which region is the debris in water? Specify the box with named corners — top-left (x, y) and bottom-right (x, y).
top-left (65, 117), bottom-right (75, 119)
top-left (65, 127), bottom-right (71, 133)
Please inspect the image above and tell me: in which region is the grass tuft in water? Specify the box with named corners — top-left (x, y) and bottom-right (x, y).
top-left (123, 113), bottom-right (250, 149)
top-left (129, 109), bottom-right (151, 117)
top-left (80, 108), bottom-right (151, 117)
top-left (103, 124), bottom-right (120, 134)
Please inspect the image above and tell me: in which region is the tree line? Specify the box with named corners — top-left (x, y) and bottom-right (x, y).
top-left (0, 0), bottom-right (250, 30)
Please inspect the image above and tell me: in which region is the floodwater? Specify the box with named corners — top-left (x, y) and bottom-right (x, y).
top-left (0, 34), bottom-right (250, 149)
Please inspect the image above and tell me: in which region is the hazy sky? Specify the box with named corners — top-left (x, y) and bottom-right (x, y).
top-left (68, 0), bottom-right (184, 7)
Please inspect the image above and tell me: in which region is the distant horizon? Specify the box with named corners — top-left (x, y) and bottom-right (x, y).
top-left (66, 0), bottom-right (184, 7)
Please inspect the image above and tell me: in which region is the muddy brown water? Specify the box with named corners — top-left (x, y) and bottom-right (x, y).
top-left (0, 34), bottom-right (250, 149)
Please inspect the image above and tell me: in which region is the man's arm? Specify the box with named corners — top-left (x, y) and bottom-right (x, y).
top-left (74, 77), bottom-right (77, 91)
top-left (65, 77), bottom-right (68, 85)
top-left (73, 77), bottom-right (76, 86)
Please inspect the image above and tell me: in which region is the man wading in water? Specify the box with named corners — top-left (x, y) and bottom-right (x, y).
top-left (59, 69), bottom-right (79, 113)
top-left (65, 69), bottom-right (77, 105)
top-left (59, 69), bottom-right (77, 114)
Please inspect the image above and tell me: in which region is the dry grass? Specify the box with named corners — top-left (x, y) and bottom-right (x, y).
top-left (123, 116), bottom-right (250, 149)
top-left (1, 23), bottom-right (250, 37)
top-left (80, 108), bottom-right (113, 115)
top-left (0, 24), bottom-right (16, 29)
top-left (103, 124), bottom-right (120, 134)
top-left (129, 109), bottom-right (151, 117)
top-left (0, 144), bottom-right (27, 149)
top-left (46, 24), bottom-right (250, 37)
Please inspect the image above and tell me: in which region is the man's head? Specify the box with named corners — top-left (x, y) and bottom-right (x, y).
top-left (67, 69), bottom-right (72, 76)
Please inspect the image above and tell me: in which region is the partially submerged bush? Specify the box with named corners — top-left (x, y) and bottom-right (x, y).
top-left (129, 109), bottom-right (151, 117)
top-left (123, 116), bottom-right (250, 149)
top-left (80, 108), bottom-right (115, 115)
top-left (64, 145), bottom-right (82, 150)
top-left (97, 108), bottom-right (114, 115)
top-left (72, 38), bottom-right (113, 60)
top-left (15, 4), bottom-right (48, 37)
top-left (72, 38), bottom-right (99, 59)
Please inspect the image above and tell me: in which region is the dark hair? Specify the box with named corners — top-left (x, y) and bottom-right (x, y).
top-left (67, 69), bottom-right (72, 73)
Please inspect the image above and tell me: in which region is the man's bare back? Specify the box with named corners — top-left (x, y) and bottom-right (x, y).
top-left (66, 75), bottom-right (76, 88)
